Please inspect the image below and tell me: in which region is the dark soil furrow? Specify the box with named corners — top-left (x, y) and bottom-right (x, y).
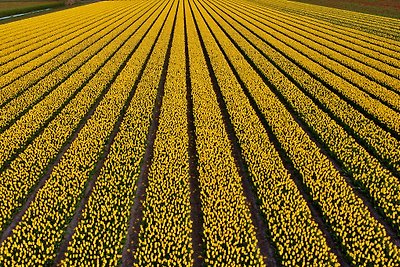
top-left (183, 2), bottom-right (205, 267)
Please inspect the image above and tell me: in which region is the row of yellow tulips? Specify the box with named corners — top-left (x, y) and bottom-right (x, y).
top-left (186, 1), bottom-right (265, 265)
top-left (134, 1), bottom-right (193, 265)
top-left (204, 0), bottom-right (400, 229)
top-left (193, 0), bottom-right (400, 265)
top-left (60, 1), bottom-right (175, 265)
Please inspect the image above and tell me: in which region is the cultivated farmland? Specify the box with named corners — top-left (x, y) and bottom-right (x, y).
top-left (0, 0), bottom-right (399, 266)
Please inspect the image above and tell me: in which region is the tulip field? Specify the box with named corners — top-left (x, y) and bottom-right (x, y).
top-left (0, 0), bottom-right (399, 266)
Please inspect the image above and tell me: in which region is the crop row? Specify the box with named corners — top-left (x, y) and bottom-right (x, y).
top-left (193, 0), bottom-right (400, 265)
top-left (133, 1), bottom-right (193, 265)
top-left (230, 1), bottom-right (400, 71)
top-left (186, 1), bottom-right (266, 265)
top-left (0, 0), bottom-right (399, 265)
top-left (210, 0), bottom-right (400, 173)
top-left (0, 2), bottom-right (130, 49)
top-left (257, 1), bottom-right (400, 53)
top-left (0, 3), bottom-right (165, 265)
top-left (0, 2), bottom-right (151, 56)
top-left (0, 6), bottom-right (91, 51)
top-left (241, 0), bottom-right (400, 55)
top-left (224, 1), bottom-right (400, 101)
top-left (272, 10), bottom-right (400, 55)
top-left (0, 1), bottom-right (153, 133)
top-left (0, 2), bottom-right (150, 91)
top-left (229, 3), bottom-right (400, 101)
top-left (188, 1), bottom-right (340, 266)
top-left (0, 4), bottom-right (127, 72)
top-left (0, 0), bottom-right (161, 186)
top-left (218, 2), bottom-right (400, 137)
top-left (0, 3), bottom-right (157, 232)
top-left (58, 1), bottom-right (175, 265)
top-left (203, 0), bottom-right (400, 229)
top-left (253, 0), bottom-right (400, 41)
